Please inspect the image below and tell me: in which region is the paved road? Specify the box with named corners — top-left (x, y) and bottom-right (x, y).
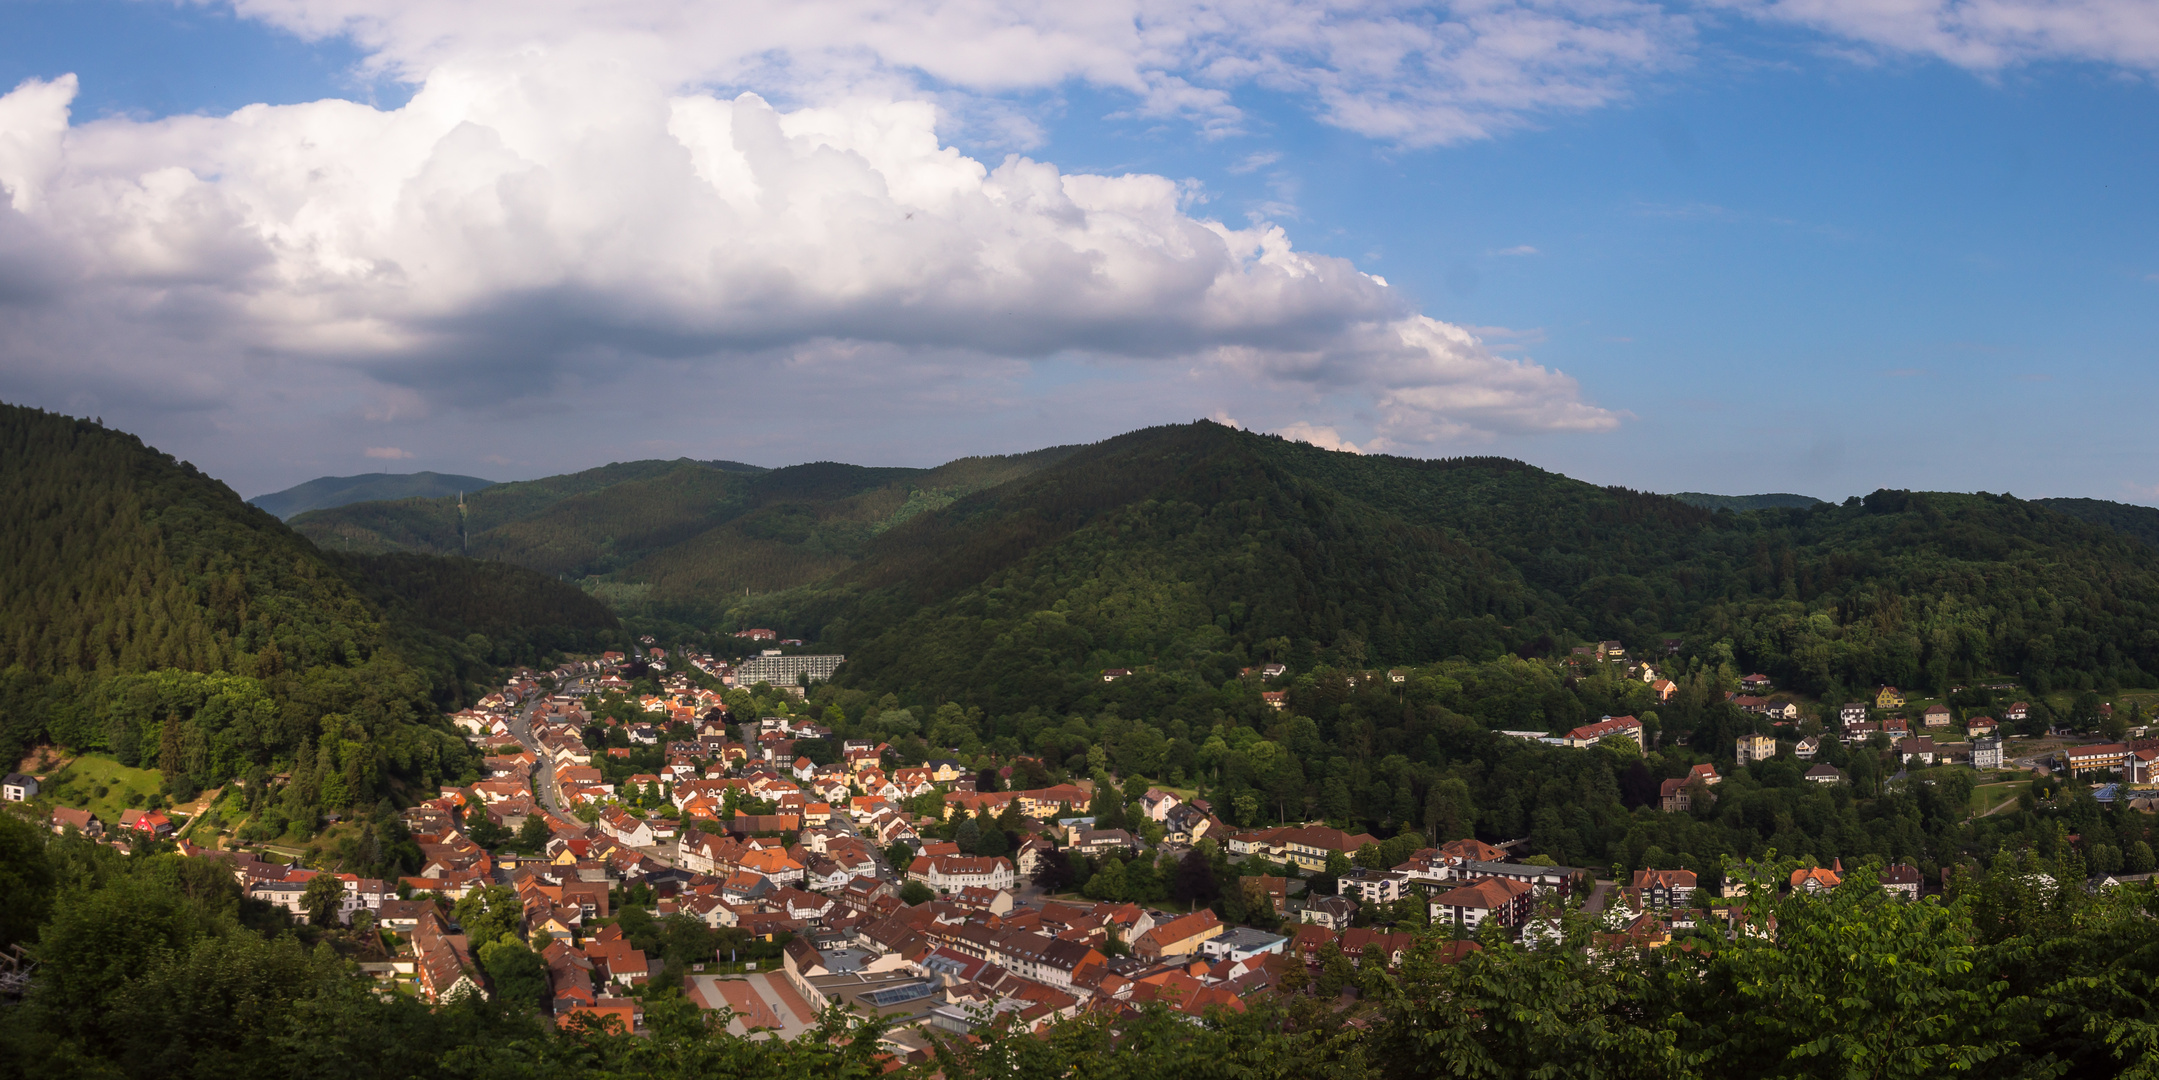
top-left (820, 812), bottom-right (899, 882)
top-left (506, 678), bottom-right (585, 827)
top-left (1580, 880), bottom-right (1615, 915)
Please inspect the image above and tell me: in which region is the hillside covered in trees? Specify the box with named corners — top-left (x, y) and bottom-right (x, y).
top-left (0, 403), bottom-right (620, 813)
top-left (736, 422), bottom-right (2159, 708)
top-left (692, 423), bottom-right (2159, 886)
top-left (248, 471), bottom-right (499, 520)
top-left (300, 423), bottom-right (2159, 712)
top-left (2036, 496), bottom-right (2159, 550)
top-left (264, 420), bottom-right (2159, 881)
top-left (16, 415), bottom-right (2159, 1077)
top-left (1668, 492), bottom-right (1825, 512)
top-left (289, 449), bottom-right (1082, 615)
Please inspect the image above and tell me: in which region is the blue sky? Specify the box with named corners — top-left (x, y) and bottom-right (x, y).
top-left (0, 0), bottom-right (2154, 503)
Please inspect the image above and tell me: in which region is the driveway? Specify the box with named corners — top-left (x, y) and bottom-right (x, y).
top-left (1580, 880), bottom-right (1615, 915)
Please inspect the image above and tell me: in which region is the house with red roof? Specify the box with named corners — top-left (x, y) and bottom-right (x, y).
top-left (598, 807), bottom-right (655, 848)
top-left (1630, 868), bottom-right (1696, 908)
top-left (1564, 715), bottom-right (1643, 750)
top-left (1132, 909), bottom-right (1224, 961)
top-left (1428, 876), bottom-right (1534, 931)
top-left (1790, 860), bottom-right (1842, 895)
top-left (414, 909), bottom-right (486, 1003)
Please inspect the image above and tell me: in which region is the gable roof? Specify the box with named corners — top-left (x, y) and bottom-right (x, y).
top-left (1137, 910), bottom-right (1221, 948)
top-left (1432, 877), bottom-right (1533, 909)
top-left (1631, 868), bottom-right (1696, 890)
top-left (1566, 715), bottom-right (1640, 741)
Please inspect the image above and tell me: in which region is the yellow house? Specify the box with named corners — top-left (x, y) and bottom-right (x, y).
top-left (1875, 686), bottom-right (1904, 709)
top-left (1735, 734), bottom-right (1777, 766)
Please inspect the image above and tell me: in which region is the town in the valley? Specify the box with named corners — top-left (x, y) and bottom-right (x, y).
top-left (9, 632), bottom-right (2153, 1061)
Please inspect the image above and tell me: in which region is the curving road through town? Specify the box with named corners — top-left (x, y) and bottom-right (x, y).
top-left (505, 676), bottom-right (586, 827)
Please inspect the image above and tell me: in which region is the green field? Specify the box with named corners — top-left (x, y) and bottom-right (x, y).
top-left (1970, 781), bottom-right (2027, 817)
top-left (38, 754), bottom-right (166, 823)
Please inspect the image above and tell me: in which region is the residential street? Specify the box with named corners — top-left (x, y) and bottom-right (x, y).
top-left (509, 677), bottom-right (584, 827)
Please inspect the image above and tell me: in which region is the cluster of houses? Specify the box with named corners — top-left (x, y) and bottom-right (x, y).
top-left (420, 647), bottom-right (1527, 1052)
top-left (359, 775), bottom-right (1416, 1047)
top-left (675, 899), bottom-right (1277, 1054)
top-left (1526, 651), bottom-right (2094, 785)
top-left (38, 804), bottom-right (178, 844)
top-left (1524, 860), bottom-right (1929, 949)
top-left (15, 642), bottom-right (2068, 1057)
top-left (1329, 839), bottom-right (1588, 933)
top-left (675, 836), bottom-right (1593, 1057)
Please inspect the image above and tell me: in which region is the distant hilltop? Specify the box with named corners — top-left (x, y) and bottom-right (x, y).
top-left (249, 471), bottom-right (499, 520)
top-left (1668, 492), bottom-right (1827, 513)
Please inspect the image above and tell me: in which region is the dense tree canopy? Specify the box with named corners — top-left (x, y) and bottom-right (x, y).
top-left (741, 424), bottom-right (2159, 708)
top-left (0, 403), bottom-right (620, 813)
top-left (293, 450), bottom-right (1080, 613)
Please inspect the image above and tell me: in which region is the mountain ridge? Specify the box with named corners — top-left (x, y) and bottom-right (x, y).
top-left (291, 446), bottom-right (1086, 609)
top-left (248, 471), bottom-right (499, 520)
top-left (280, 421), bottom-right (2159, 710)
top-left (1668, 491), bottom-right (1828, 512)
top-left (2034, 496), bottom-right (2159, 549)
top-left (713, 423), bottom-right (2159, 713)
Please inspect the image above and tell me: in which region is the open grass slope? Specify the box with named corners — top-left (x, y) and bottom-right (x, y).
top-left (36, 753), bottom-right (165, 824)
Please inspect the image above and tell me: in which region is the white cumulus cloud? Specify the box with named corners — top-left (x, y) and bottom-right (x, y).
top-left (219, 0), bottom-right (1696, 147)
top-left (0, 52), bottom-right (1619, 473)
top-left (1278, 421), bottom-right (1362, 453)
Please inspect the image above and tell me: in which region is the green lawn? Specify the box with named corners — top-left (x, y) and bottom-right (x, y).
top-left (39, 753), bottom-right (165, 823)
top-left (1970, 782), bottom-right (2026, 817)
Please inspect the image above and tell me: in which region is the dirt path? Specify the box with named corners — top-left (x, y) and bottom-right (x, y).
top-left (13, 748), bottom-right (70, 778)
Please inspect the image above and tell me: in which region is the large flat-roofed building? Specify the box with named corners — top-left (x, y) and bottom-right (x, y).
top-left (2065, 743), bottom-right (2129, 776)
top-left (733, 653), bottom-right (845, 686)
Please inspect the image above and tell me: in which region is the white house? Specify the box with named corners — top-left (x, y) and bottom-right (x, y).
top-left (907, 855), bottom-right (1015, 894)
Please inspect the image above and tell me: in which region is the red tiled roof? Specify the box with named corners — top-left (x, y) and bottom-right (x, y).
top-left (1432, 876), bottom-right (1532, 909)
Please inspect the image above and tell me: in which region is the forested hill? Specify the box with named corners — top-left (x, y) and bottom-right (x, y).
top-left (248, 471), bottom-right (498, 520)
top-left (1669, 492), bottom-right (1826, 512)
top-left (725, 422), bottom-right (2159, 715)
top-left (2036, 496), bottom-right (2159, 549)
top-left (0, 403), bottom-right (618, 807)
top-left (291, 446), bottom-right (1084, 612)
top-left (286, 418), bottom-right (2159, 714)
